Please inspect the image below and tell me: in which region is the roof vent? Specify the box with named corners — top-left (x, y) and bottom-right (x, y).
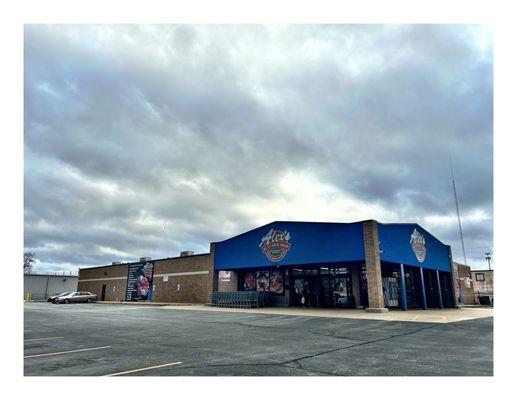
top-left (112, 261), bottom-right (122, 265)
top-left (140, 257), bottom-right (152, 262)
top-left (180, 251), bottom-right (195, 257)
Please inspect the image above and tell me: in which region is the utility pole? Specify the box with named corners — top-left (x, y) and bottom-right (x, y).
top-left (485, 251), bottom-right (492, 270)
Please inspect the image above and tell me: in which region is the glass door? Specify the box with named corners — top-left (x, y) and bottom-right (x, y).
top-left (320, 275), bottom-right (333, 307)
top-left (292, 278), bottom-right (308, 307)
top-left (319, 267), bottom-right (353, 308)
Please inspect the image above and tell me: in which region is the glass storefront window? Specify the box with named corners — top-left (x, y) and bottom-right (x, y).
top-left (239, 269), bottom-right (285, 294)
top-left (294, 279), bottom-right (305, 295)
top-left (243, 271), bottom-right (256, 291)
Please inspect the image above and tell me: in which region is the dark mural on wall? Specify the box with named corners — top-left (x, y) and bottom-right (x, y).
top-left (125, 261), bottom-right (154, 301)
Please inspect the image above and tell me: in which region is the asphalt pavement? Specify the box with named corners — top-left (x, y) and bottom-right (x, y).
top-left (24, 302), bottom-right (493, 376)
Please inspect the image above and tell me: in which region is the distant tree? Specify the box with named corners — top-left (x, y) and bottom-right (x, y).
top-left (24, 252), bottom-right (36, 274)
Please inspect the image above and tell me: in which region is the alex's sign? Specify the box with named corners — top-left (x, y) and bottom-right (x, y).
top-left (259, 228), bottom-right (292, 262)
top-left (410, 228), bottom-right (426, 263)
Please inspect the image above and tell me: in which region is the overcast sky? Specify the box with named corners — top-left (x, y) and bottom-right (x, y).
top-left (24, 25), bottom-right (492, 274)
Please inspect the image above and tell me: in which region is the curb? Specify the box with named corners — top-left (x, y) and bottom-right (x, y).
top-left (95, 301), bottom-right (204, 307)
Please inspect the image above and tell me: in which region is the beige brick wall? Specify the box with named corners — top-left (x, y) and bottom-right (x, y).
top-left (363, 220), bottom-right (384, 308)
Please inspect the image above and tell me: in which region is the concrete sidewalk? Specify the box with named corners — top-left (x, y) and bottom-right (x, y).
top-left (161, 304), bottom-right (493, 323)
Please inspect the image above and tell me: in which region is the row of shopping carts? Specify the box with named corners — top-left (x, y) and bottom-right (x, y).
top-left (210, 291), bottom-right (270, 308)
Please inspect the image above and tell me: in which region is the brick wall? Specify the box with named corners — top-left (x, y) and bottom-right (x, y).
top-left (77, 252), bottom-right (214, 304)
top-left (217, 270), bottom-right (238, 292)
top-left (448, 246), bottom-right (459, 307)
top-left (471, 270), bottom-right (493, 296)
top-left (363, 220), bottom-right (384, 309)
top-left (453, 262), bottom-right (477, 305)
top-left (78, 264), bottom-right (129, 302)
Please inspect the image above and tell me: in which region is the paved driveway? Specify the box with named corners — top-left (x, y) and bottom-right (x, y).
top-left (24, 302), bottom-right (493, 376)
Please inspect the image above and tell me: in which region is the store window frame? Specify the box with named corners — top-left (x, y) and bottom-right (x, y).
top-left (238, 268), bottom-right (286, 295)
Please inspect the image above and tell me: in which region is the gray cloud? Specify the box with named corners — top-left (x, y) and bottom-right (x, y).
top-left (24, 24), bottom-right (493, 273)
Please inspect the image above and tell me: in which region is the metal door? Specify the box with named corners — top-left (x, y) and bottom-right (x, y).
top-left (382, 276), bottom-right (399, 307)
top-left (101, 285), bottom-right (106, 301)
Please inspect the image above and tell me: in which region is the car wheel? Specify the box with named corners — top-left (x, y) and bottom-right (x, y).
top-left (64, 299), bottom-right (70, 304)
top-left (87, 298), bottom-right (92, 303)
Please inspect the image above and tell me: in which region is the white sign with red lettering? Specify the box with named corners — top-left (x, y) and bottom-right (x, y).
top-left (410, 228), bottom-right (426, 263)
top-left (259, 228), bottom-right (292, 262)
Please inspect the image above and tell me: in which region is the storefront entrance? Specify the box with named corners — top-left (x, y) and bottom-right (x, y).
top-left (381, 263), bottom-right (454, 309)
top-left (290, 266), bottom-right (354, 308)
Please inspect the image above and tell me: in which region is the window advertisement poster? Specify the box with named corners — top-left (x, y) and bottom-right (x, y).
top-left (125, 261), bottom-right (154, 301)
top-left (256, 270), bottom-right (270, 291)
top-left (269, 270), bottom-right (284, 294)
top-left (243, 271), bottom-right (257, 291)
top-left (219, 271), bottom-right (232, 282)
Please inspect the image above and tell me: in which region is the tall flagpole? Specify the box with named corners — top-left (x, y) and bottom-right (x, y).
top-left (450, 157), bottom-right (465, 306)
top-left (449, 158), bottom-right (467, 265)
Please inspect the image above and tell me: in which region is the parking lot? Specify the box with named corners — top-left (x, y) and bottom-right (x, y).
top-left (24, 302), bottom-right (493, 376)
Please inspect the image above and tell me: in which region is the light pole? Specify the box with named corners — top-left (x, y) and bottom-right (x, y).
top-left (485, 251), bottom-right (492, 270)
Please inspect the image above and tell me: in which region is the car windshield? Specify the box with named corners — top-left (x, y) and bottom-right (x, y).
top-left (58, 292), bottom-right (70, 296)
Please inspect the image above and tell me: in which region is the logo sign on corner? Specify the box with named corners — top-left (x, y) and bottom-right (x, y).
top-left (410, 228), bottom-right (426, 263)
top-left (259, 228), bottom-right (292, 262)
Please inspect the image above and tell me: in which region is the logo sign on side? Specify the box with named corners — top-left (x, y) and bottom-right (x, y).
top-left (410, 228), bottom-right (426, 263)
top-left (259, 228), bottom-right (292, 262)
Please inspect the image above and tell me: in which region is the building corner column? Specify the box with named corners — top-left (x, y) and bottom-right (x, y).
top-left (399, 264), bottom-right (408, 311)
top-left (448, 245), bottom-right (461, 308)
top-left (419, 267), bottom-right (428, 310)
top-left (363, 220), bottom-right (388, 313)
top-left (435, 270), bottom-right (444, 309)
top-left (208, 242), bottom-right (218, 303)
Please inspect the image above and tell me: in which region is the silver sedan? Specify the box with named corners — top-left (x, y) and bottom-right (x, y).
top-left (54, 291), bottom-right (97, 304)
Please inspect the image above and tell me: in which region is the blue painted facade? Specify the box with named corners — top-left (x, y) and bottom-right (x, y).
top-left (214, 221), bottom-right (365, 270)
top-left (214, 220), bottom-right (452, 273)
top-left (377, 223), bottom-right (451, 272)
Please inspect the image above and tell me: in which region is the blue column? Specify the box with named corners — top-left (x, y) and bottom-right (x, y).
top-left (435, 270), bottom-right (444, 309)
top-left (419, 267), bottom-right (427, 310)
top-left (399, 264), bottom-right (408, 311)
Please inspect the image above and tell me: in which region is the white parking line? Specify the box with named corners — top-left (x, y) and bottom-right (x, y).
top-left (24, 337), bottom-right (64, 342)
top-left (24, 345), bottom-right (111, 358)
top-left (105, 361), bottom-right (183, 376)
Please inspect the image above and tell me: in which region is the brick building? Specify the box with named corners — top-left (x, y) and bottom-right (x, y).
top-left (453, 262), bottom-right (477, 305)
top-left (78, 219), bottom-right (461, 311)
top-left (471, 269), bottom-right (494, 304)
top-left (450, 263), bottom-right (494, 306)
top-left (78, 252), bottom-right (215, 303)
